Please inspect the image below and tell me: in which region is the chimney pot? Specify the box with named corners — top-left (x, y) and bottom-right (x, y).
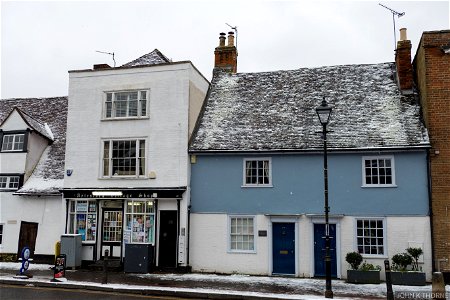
top-left (400, 28), bottom-right (407, 41)
top-left (219, 32), bottom-right (226, 47)
top-left (227, 31), bottom-right (235, 47)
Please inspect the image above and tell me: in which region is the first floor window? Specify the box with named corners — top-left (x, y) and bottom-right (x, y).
top-left (1, 134), bottom-right (25, 152)
top-left (363, 156), bottom-right (395, 186)
top-left (124, 200), bottom-right (155, 244)
top-left (229, 216), bottom-right (255, 252)
top-left (356, 219), bottom-right (385, 255)
top-left (103, 139), bottom-right (146, 177)
top-left (0, 175), bottom-right (21, 190)
top-left (0, 224), bottom-right (3, 244)
top-left (105, 90), bottom-right (148, 119)
top-left (244, 158), bottom-right (271, 186)
top-left (68, 200), bottom-right (97, 242)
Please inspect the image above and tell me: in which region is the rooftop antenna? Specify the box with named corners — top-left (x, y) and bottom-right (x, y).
top-left (379, 3), bottom-right (405, 50)
top-left (226, 23), bottom-right (238, 51)
top-left (95, 50), bottom-right (116, 67)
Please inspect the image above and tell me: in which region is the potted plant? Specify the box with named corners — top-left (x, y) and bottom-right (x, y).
top-left (390, 247), bottom-right (426, 286)
top-left (346, 252), bottom-right (381, 284)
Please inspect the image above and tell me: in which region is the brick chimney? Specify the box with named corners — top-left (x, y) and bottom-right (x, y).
top-left (214, 31), bottom-right (237, 73)
top-left (395, 28), bottom-right (413, 92)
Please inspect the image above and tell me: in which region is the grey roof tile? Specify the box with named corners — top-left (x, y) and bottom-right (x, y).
top-left (190, 63), bottom-right (429, 152)
top-left (122, 49), bottom-right (170, 67)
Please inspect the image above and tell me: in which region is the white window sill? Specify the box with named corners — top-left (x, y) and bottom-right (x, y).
top-left (99, 176), bottom-right (148, 180)
top-left (361, 184), bottom-right (397, 188)
top-left (361, 254), bottom-right (388, 259)
top-left (241, 185), bottom-right (273, 188)
top-left (101, 117), bottom-right (150, 121)
top-left (227, 250), bottom-right (257, 254)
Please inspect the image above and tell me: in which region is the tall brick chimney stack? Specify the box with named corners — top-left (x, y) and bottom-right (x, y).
top-left (214, 31), bottom-right (237, 73)
top-left (395, 28), bottom-right (414, 92)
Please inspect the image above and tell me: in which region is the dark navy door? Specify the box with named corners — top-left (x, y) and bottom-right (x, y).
top-left (314, 223), bottom-right (337, 277)
top-left (272, 223), bottom-right (295, 274)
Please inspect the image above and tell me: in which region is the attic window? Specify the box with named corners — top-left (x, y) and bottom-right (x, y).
top-left (1, 134), bottom-right (25, 152)
top-left (104, 90), bottom-right (149, 119)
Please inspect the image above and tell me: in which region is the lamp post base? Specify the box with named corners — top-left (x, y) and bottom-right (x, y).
top-left (325, 290), bottom-right (334, 298)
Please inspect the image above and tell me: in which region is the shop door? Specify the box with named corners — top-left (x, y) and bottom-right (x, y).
top-left (272, 222), bottom-right (295, 275)
top-left (158, 210), bottom-right (177, 268)
top-left (101, 209), bottom-right (123, 259)
top-left (314, 223), bottom-right (337, 277)
top-left (17, 221), bottom-right (38, 258)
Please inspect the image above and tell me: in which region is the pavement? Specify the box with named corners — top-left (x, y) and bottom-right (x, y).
top-left (0, 264), bottom-right (441, 300)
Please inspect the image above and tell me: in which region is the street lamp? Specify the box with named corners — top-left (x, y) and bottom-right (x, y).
top-left (315, 97), bottom-right (333, 299)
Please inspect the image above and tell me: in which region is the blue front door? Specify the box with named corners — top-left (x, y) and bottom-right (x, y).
top-left (314, 223), bottom-right (337, 277)
top-left (272, 222), bottom-right (295, 275)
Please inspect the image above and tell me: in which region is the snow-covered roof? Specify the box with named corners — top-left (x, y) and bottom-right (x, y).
top-left (10, 108), bottom-right (55, 141)
top-left (122, 49), bottom-right (170, 67)
top-left (0, 97), bottom-right (68, 195)
top-left (190, 63), bottom-right (429, 152)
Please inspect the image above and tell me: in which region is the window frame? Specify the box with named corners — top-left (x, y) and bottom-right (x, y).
top-left (0, 174), bottom-right (24, 191)
top-left (361, 155), bottom-right (396, 187)
top-left (0, 130), bottom-right (28, 153)
top-left (101, 138), bottom-right (147, 178)
top-left (0, 224), bottom-right (3, 245)
top-left (124, 200), bottom-right (155, 245)
top-left (103, 90), bottom-right (149, 120)
top-left (242, 158), bottom-right (272, 187)
top-left (228, 215), bottom-right (256, 253)
top-left (355, 218), bottom-right (387, 258)
top-left (67, 200), bottom-right (97, 243)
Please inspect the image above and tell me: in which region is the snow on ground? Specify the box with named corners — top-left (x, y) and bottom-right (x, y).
top-left (1, 262), bottom-right (449, 300)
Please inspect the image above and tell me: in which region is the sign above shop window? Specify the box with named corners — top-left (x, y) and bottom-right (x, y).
top-left (62, 188), bottom-right (185, 199)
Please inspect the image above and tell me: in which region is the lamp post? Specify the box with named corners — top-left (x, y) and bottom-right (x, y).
top-left (316, 97), bottom-right (333, 299)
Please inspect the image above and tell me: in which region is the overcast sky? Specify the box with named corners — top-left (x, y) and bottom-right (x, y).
top-left (1, 0), bottom-right (449, 99)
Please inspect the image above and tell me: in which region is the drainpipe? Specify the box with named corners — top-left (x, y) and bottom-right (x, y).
top-left (187, 204), bottom-right (191, 267)
top-left (427, 149), bottom-right (436, 272)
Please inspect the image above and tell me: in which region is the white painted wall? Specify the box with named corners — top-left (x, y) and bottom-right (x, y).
top-left (190, 214), bottom-right (432, 281)
top-left (24, 132), bottom-right (49, 181)
top-left (0, 192), bottom-right (65, 255)
top-left (0, 110), bottom-right (28, 131)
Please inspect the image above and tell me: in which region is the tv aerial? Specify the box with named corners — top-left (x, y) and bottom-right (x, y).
top-left (226, 23), bottom-right (238, 51)
top-left (379, 3), bottom-right (405, 50)
top-left (96, 50), bottom-right (116, 67)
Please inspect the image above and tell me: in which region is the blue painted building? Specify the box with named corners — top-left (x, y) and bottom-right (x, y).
top-left (188, 33), bottom-right (431, 280)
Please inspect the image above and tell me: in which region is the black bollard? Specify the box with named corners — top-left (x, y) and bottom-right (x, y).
top-left (102, 249), bottom-right (109, 284)
top-left (384, 260), bottom-right (394, 300)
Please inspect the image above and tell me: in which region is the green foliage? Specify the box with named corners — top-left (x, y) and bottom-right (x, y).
top-left (0, 253), bottom-right (17, 262)
top-left (346, 252), bottom-right (363, 270)
top-left (359, 261), bottom-right (382, 271)
top-left (392, 252), bottom-right (413, 271)
top-left (406, 247), bottom-right (423, 271)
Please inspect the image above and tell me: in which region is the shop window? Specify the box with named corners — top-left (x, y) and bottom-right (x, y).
top-left (68, 200), bottom-right (97, 242)
top-left (124, 200), bottom-right (155, 244)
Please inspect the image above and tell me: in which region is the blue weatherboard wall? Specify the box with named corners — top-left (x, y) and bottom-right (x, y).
top-left (190, 151), bottom-right (429, 215)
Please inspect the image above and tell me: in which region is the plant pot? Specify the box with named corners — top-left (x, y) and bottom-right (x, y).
top-left (347, 270), bottom-right (381, 284)
top-left (390, 271), bottom-right (426, 286)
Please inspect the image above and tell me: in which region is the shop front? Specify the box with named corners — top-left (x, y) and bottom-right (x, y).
top-left (62, 188), bottom-right (185, 269)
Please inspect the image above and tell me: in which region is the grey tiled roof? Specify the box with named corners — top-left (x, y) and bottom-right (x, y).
top-left (122, 49), bottom-right (170, 67)
top-left (0, 97), bottom-right (68, 194)
top-left (16, 108), bottom-right (54, 141)
top-left (190, 63), bottom-right (429, 152)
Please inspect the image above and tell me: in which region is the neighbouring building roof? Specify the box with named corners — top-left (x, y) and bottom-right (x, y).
top-left (190, 63), bottom-right (429, 152)
top-left (122, 49), bottom-right (171, 67)
top-left (0, 97), bottom-right (68, 195)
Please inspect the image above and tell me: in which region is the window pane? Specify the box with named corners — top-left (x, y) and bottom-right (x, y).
top-left (0, 177), bottom-right (7, 188)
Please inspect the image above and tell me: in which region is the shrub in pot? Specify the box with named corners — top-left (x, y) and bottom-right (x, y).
top-left (346, 252), bottom-right (381, 284)
top-left (391, 248), bottom-right (426, 286)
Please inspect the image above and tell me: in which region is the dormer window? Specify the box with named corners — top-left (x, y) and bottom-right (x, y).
top-left (1, 133), bottom-right (25, 152)
top-left (104, 90), bottom-right (149, 119)
top-left (0, 174), bottom-right (23, 191)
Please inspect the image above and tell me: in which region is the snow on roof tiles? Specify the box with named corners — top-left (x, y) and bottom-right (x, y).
top-left (0, 97), bottom-right (68, 195)
top-left (190, 63), bottom-right (429, 152)
top-left (122, 49), bottom-right (170, 67)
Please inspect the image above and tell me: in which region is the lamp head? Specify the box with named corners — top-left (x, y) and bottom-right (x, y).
top-left (316, 98), bottom-right (332, 125)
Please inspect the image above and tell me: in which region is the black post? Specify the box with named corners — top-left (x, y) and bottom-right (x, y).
top-left (384, 260), bottom-right (394, 300)
top-left (323, 123), bottom-right (333, 299)
top-left (103, 249), bottom-right (109, 284)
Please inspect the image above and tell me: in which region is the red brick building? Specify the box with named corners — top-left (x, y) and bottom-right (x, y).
top-left (413, 30), bottom-right (450, 273)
